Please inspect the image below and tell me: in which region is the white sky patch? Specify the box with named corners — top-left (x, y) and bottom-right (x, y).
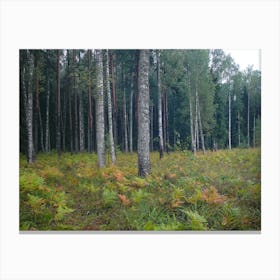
top-left (224, 49), bottom-right (261, 71)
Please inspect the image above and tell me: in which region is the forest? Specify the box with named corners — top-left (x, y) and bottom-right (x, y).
top-left (20, 49), bottom-right (261, 231)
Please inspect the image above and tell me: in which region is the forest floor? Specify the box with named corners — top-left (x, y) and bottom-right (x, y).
top-left (20, 148), bottom-right (261, 231)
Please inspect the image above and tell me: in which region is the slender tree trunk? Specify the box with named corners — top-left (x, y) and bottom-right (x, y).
top-left (77, 51), bottom-right (85, 152)
top-left (164, 91), bottom-right (169, 153)
top-left (105, 50), bottom-right (116, 164)
top-left (157, 50), bottom-right (164, 159)
top-left (163, 90), bottom-right (166, 151)
top-left (67, 50), bottom-right (73, 153)
top-left (188, 75), bottom-right (196, 154)
top-left (95, 49), bottom-right (106, 167)
top-left (73, 50), bottom-right (78, 153)
top-left (62, 79), bottom-right (66, 152)
top-left (198, 101), bottom-right (205, 153)
top-left (138, 50), bottom-right (151, 177)
top-left (238, 110), bottom-right (241, 146)
top-left (45, 76), bottom-right (50, 153)
top-left (129, 72), bottom-right (133, 152)
top-left (195, 77), bottom-right (199, 151)
top-left (150, 103), bottom-right (153, 152)
top-left (228, 90), bottom-right (231, 150)
top-left (87, 50), bottom-right (93, 153)
top-left (109, 50), bottom-right (117, 146)
top-left (26, 51), bottom-right (34, 163)
top-left (56, 49), bottom-right (61, 156)
top-left (79, 91), bottom-right (85, 151)
top-left (123, 74), bottom-right (128, 153)
top-left (247, 88), bottom-right (250, 147)
top-left (253, 114), bottom-right (256, 148)
top-left (38, 101), bottom-right (45, 152)
top-left (34, 54), bottom-right (39, 154)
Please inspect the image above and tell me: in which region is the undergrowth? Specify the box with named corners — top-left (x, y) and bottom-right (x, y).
top-left (20, 148), bottom-right (261, 231)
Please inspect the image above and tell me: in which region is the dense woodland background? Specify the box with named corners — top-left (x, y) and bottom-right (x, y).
top-left (19, 49), bottom-right (261, 230)
top-left (20, 50), bottom-right (261, 167)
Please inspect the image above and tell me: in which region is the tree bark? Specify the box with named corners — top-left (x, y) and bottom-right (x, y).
top-left (34, 54), bottom-right (39, 154)
top-left (157, 50), bottom-right (164, 159)
top-left (129, 71), bottom-right (134, 152)
top-left (73, 50), bottom-right (78, 153)
top-left (56, 49), bottom-right (61, 156)
top-left (253, 114), bottom-right (256, 148)
top-left (195, 75), bottom-right (199, 151)
top-left (238, 110), bottom-right (241, 146)
top-left (188, 73), bottom-right (196, 154)
top-left (87, 49), bottom-right (93, 153)
top-left (164, 91), bottom-right (169, 153)
top-left (138, 50), bottom-right (151, 177)
top-left (123, 74), bottom-right (128, 153)
top-left (198, 101), bottom-right (205, 153)
top-left (109, 50), bottom-right (117, 147)
top-left (95, 49), bottom-right (106, 167)
top-left (67, 50), bottom-right (73, 153)
top-left (45, 76), bottom-right (50, 153)
top-left (247, 87), bottom-right (250, 147)
top-left (228, 89), bottom-right (232, 150)
top-left (150, 103), bottom-right (153, 152)
top-left (62, 77), bottom-right (67, 152)
top-left (26, 51), bottom-right (34, 163)
top-left (105, 50), bottom-right (116, 164)
top-left (38, 100), bottom-right (45, 152)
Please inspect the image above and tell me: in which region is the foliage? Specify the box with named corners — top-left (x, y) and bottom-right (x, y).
top-left (20, 149), bottom-right (261, 231)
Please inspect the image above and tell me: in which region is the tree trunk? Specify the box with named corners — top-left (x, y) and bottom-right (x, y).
top-left (73, 50), bottom-right (78, 153)
top-left (198, 101), bottom-right (205, 153)
top-left (129, 72), bottom-right (133, 152)
top-left (123, 74), bottom-right (128, 153)
top-left (87, 49), bottom-right (93, 153)
top-left (26, 51), bottom-right (34, 163)
top-left (247, 88), bottom-right (250, 147)
top-left (45, 78), bottom-right (50, 153)
top-left (56, 49), bottom-right (61, 156)
top-left (67, 50), bottom-right (73, 153)
top-left (34, 54), bottom-right (39, 154)
top-left (138, 50), bottom-right (151, 177)
top-left (95, 49), bottom-right (106, 167)
top-left (228, 90), bottom-right (231, 150)
top-left (150, 103), bottom-right (153, 152)
top-left (253, 114), bottom-right (256, 148)
top-left (238, 110), bottom-right (241, 146)
top-left (62, 78), bottom-right (67, 152)
top-left (188, 75), bottom-right (196, 154)
top-left (164, 91), bottom-right (169, 153)
top-left (38, 101), bottom-right (45, 152)
top-left (79, 90), bottom-right (85, 152)
top-left (77, 51), bottom-right (85, 152)
top-left (195, 72), bottom-right (199, 151)
top-left (109, 50), bottom-right (117, 147)
top-left (157, 50), bottom-right (164, 159)
top-left (105, 50), bottom-right (116, 164)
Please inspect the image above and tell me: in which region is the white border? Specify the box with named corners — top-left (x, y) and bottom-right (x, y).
top-left (1, 1), bottom-right (279, 279)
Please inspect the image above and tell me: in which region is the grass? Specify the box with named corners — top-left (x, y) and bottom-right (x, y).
top-left (19, 148), bottom-right (261, 231)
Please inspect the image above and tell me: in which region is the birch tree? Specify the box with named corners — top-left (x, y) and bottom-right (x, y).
top-left (138, 50), bottom-right (151, 177)
top-left (25, 50), bottom-right (34, 163)
top-left (157, 50), bottom-right (164, 159)
top-left (105, 50), bottom-right (116, 164)
top-left (95, 50), bottom-right (106, 167)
